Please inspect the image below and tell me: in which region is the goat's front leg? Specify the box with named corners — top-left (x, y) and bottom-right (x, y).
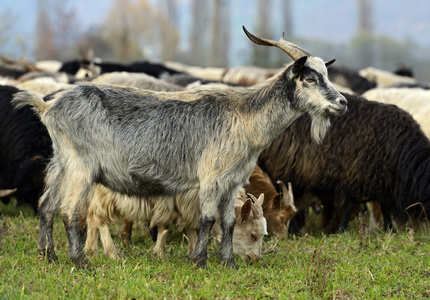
top-left (190, 187), bottom-right (218, 268)
top-left (217, 191), bottom-right (238, 269)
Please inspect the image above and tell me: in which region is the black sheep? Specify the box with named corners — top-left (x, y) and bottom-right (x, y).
top-left (0, 85), bottom-right (52, 213)
top-left (259, 93), bottom-right (430, 232)
top-left (328, 65), bottom-right (376, 94)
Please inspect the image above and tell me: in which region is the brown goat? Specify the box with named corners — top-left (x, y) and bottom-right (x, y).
top-left (244, 165), bottom-right (296, 238)
top-left (212, 193), bottom-right (267, 260)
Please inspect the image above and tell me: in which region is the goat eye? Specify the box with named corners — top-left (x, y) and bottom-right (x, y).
top-left (305, 78), bottom-right (315, 83)
top-left (251, 233), bottom-right (258, 241)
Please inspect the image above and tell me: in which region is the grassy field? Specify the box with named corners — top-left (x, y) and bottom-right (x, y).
top-left (1, 201), bottom-right (430, 299)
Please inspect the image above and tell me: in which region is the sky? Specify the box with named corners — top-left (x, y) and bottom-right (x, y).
top-left (1, 0), bottom-right (430, 61)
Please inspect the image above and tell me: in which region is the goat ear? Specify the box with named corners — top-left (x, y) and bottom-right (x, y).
top-left (325, 59), bottom-right (335, 68)
top-left (241, 199), bottom-right (252, 223)
top-left (291, 56), bottom-right (308, 77)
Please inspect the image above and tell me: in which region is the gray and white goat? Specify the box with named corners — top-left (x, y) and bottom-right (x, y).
top-left (12, 26), bottom-right (347, 269)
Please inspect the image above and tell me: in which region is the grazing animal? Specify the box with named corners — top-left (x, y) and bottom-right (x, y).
top-left (17, 77), bottom-right (75, 96)
top-left (363, 87), bottom-right (430, 138)
top-left (258, 92), bottom-right (430, 233)
top-left (393, 64), bottom-right (414, 78)
top-left (328, 65), bottom-right (376, 94)
top-left (0, 66), bottom-right (27, 79)
top-left (89, 71), bottom-right (184, 92)
top-left (60, 59), bottom-right (182, 79)
top-left (244, 164), bottom-right (296, 238)
top-left (85, 184), bottom-right (198, 259)
top-left (359, 66), bottom-right (417, 88)
top-left (0, 85), bottom-right (52, 213)
top-left (164, 73), bottom-right (220, 87)
top-left (222, 66), bottom-right (279, 86)
top-left (212, 193), bottom-right (267, 260)
top-left (163, 61), bottom-right (226, 81)
top-left (12, 26), bottom-right (347, 268)
top-left (86, 185), bottom-right (266, 261)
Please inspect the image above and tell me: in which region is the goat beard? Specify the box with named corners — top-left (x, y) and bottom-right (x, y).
top-left (310, 114), bottom-right (331, 144)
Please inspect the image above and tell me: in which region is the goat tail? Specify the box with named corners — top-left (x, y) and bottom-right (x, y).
top-left (12, 91), bottom-right (50, 117)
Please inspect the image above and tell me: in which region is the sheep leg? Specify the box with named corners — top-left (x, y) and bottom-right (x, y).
top-left (186, 228), bottom-right (197, 256)
top-left (84, 210), bottom-right (99, 257)
top-left (153, 226), bottom-right (168, 259)
top-left (337, 198), bottom-right (356, 232)
top-left (120, 220), bottom-right (133, 245)
top-left (368, 201), bottom-right (382, 232)
top-left (288, 216), bottom-right (304, 235)
top-left (99, 223), bottom-right (117, 259)
top-left (380, 201), bottom-right (394, 232)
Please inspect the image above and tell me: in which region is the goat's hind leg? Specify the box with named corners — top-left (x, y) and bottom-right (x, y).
top-left (38, 161), bottom-right (63, 262)
top-left (38, 186), bottom-right (60, 262)
top-left (61, 173), bottom-right (92, 268)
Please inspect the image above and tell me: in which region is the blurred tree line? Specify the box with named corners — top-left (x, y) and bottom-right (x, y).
top-left (1, 0), bottom-right (429, 81)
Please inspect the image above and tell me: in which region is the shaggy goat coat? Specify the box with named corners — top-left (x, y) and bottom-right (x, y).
top-left (12, 32), bottom-right (347, 268)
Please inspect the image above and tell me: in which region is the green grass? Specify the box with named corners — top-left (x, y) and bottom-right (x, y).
top-left (1, 201), bottom-right (430, 299)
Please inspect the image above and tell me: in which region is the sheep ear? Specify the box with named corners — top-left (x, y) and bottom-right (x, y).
top-left (325, 59), bottom-right (335, 68)
top-left (291, 56), bottom-right (307, 76)
top-left (241, 199), bottom-right (252, 222)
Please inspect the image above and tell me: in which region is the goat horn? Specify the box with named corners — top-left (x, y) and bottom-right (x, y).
top-left (247, 193), bottom-right (264, 218)
top-left (242, 26), bottom-right (311, 61)
top-left (247, 193), bottom-right (257, 204)
top-left (277, 180), bottom-right (294, 207)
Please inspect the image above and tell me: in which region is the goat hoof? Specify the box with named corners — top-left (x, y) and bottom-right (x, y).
top-left (71, 254), bottom-right (90, 269)
top-left (191, 255), bottom-right (207, 268)
top-left (38, 248), bottom-right (58, 263)
top-left (221, 258), bottom-right (238, 270)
